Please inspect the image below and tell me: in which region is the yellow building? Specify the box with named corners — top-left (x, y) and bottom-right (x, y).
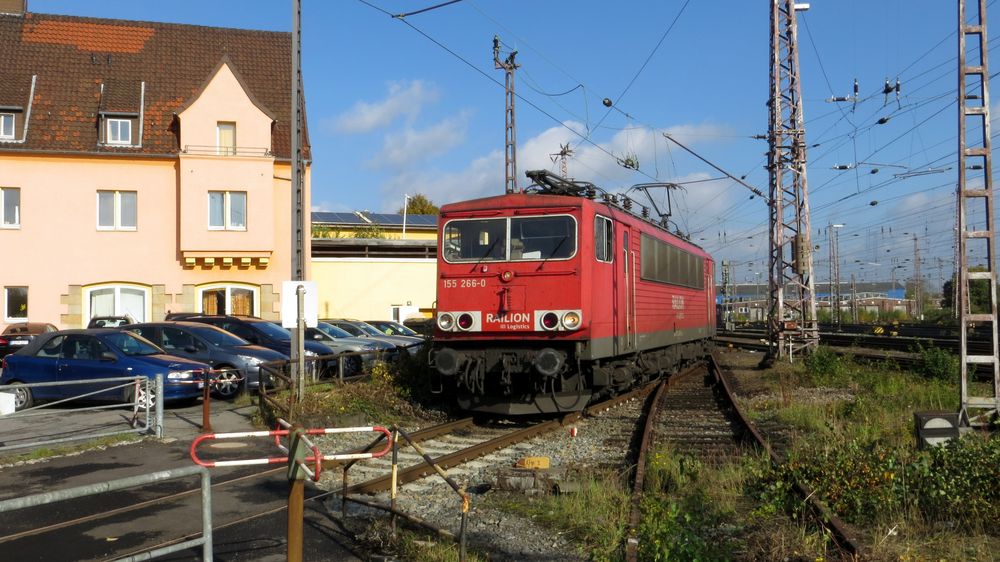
top-left (311, 212), bottom-right (437, 322)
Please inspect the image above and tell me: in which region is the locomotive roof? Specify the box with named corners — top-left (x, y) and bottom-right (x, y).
top-left (440, 191), bottom-right (711, 259)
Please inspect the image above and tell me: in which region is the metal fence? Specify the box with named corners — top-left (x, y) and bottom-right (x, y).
top-left (0, 464), bottom-right (213, 561)
top-left (0, 375), bottom-right (163, 452)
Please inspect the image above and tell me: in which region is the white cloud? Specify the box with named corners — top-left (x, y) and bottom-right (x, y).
top-left (329, 80), bottom-right (440, 134)
top-left (368, 113), bottom-right (469, 170)
top-left (371, 120), bottom-right (738, 215)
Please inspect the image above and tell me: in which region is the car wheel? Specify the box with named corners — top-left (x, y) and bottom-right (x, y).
top-left (212, 368), bottom-right (243, 399)
top-left (7, 382), bottom-right (33, 411)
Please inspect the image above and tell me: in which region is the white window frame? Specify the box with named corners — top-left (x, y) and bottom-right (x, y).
top-left (0, 113), bottom-right (14, 140)
top-left (208, 190), bottom-right (247, 231)
top-left (4, 286), bottom-right (28, 323)
top-left (83, 284), bottom-right (150, 326)
top-left (106, 118), bottom-right (132, 145)
top-left (196, 283), bottom-right (260, 316)
top-left (217, 121), bottom-right (236, 156)
top-left (1, 187), bottom-right (20, 229)
top-left (96, 190), bottom-right (137, 231)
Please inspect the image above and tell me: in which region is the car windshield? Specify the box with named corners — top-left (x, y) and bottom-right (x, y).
top-left (357, 323), bottom-right (385, 337)
top-left (442, 215), bottom-right (577, 262)
top-left (388, 322), bottom-right (419, 336)
top-left (105, 332), bottom-right (162, 356)
top-left (190, 325), bottom-right (249, 347)
top-left (254, 321), bottom-right (292, 341)
top-left (333, 322), bottom-right (364, 336)
top-left (317, 322), bottom-right (353, 338)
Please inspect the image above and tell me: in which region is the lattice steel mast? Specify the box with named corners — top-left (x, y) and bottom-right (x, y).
top-left (766, 0), bottom-right (819, 359)
top-left (958, 0), bottom-right (1000, 427)
top-left (494, 36), bottom-right (519, 194)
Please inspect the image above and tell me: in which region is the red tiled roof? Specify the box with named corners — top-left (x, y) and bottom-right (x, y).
top-left (0, 12), bottom-right (308, 159)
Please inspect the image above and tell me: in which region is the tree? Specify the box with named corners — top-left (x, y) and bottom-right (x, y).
top-left (941, 267), bottom-right (992, 314)
top-left (398, 193), bottom-right (439, 215)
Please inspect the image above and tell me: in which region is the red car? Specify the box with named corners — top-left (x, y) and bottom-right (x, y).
top-left (0, 322), bottom-right (59, 359)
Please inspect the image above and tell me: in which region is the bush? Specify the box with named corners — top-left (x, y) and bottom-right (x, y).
top-left (803, 345), bottom-right (845, 381)
top-left (917, 345), bottom-right (959, 381)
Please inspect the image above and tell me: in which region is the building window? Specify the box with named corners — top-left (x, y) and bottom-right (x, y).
top-left (86, 284), bottom-right (148, 325)
top-left (4, 287), bottom-right (27, 322)
top-left (198, 284), bottom-right (258, 316)
top-left (106, 118), bottom-right (132, 145)
top-left (208, 191), bottom-right (247, 230)
top-left (1, 187), bottom-right (19, 228)
top-left (97, 190), bottom-right (137, 230)
top-left (217, 122), bottom-right (236, 155)
top-left (0, 113), bottom-right (14, 140)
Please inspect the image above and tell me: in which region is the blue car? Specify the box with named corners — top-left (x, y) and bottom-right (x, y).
top-left (0, 329), bottom-right (207, 411)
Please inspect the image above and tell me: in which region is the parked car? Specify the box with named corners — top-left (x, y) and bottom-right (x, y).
top-left (129, 322), bottom-right (287, 399)
top-left (402, 317), bottom-right (434, 338)
top-left (0, 329), bottom-right (207, 411)
top-left (322, 319), bottom-right (424, 354)
top-left (366, 319), bottom-right (426, 339)
top-left (87, 315), bottom-right (135, 329)
top-left (166, 315), bottom-right (338, 376)
top-left (0, 322), bottom-right (59, 359)
top-left (304, 322), bottom-right (397, 372)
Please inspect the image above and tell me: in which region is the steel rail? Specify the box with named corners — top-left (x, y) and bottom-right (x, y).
top-left (622, 365), bottom-right (699, 562)
top-left (342, 381), bottom-right (662, 496)
top-left (708, 351), bottom-right (864, 558)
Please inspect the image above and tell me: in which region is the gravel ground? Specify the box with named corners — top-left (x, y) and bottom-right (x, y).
top-left (309, 395), bottom-right (650, 560)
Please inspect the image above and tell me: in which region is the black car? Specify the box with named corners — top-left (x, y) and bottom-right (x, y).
top-left (87, 315), bottom-right (135, 329)
top-left (0, 322), bottom-right (59, 359)
top-left (166, 315), bottom-right (338, 376)
top-left (130, 322), bottom-right (287, 398)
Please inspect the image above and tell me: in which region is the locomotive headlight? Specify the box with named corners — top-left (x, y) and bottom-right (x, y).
top-left (541, 312), bottom-right (560, 330)
top-left (457, 313), bottom-right (474, 331)
top-left (438, 313), bottom-right (455, 331)
top-left (562, 311), bottom-right (581, 330)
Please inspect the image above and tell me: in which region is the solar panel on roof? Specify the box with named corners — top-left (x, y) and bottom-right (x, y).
top-left (406, 215), bottom-right (438, 225)
top-left (312, 212), bottom-right (367, 225)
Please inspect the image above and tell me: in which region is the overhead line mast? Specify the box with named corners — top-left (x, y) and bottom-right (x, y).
top-left (766, 0), bottom-right (819, 360)
top-left (494, 36), bottom-right (519, 194)
top-left (957, 0), bottom-right (1000, 427)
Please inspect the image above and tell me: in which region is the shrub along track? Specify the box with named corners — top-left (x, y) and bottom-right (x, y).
top-left (625, 351), bottom-right (865, 561)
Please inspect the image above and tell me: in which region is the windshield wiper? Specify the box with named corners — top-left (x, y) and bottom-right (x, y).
top-left (536, 236), bottom-right (568, 270)
top-left (472, 235), bottom-right (503, 270)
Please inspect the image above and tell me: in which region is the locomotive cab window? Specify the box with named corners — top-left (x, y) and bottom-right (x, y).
top-left (442, 215), bottom-right (577, 263)
top-left (595, 215), bottom-right (613, 262)
top-left (510, 215), bottom-right (576, 261)
top-left (443, 218), bottom-right (507, 262)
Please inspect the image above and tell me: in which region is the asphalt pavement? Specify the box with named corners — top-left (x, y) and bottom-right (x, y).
top-left (0, 400), bottom-right (371, 561)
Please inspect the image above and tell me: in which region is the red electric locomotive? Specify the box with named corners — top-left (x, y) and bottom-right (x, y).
top-left (431, 170), bottom-right (716, 415)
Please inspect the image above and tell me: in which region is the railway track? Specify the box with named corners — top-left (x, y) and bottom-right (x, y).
top-left (625, 353), bottom-right (863, 561)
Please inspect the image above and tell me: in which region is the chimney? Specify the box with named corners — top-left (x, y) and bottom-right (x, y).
top-left (0, 0), bottom-right (26, 16)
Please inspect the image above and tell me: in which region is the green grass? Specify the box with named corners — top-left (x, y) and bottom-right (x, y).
top-left (486, 471), bottom-right (630, 561)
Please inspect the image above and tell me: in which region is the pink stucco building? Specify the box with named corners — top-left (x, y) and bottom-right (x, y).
top-left (0, 3), bottom-right (310, 329)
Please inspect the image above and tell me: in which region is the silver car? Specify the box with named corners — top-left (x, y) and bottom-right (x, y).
top-left (301, 322), bottom-right (396, 373)
top-left (322, 319), bottom-right (424, 355)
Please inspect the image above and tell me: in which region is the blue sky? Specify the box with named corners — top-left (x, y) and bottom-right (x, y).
top-left (31, 1), bottom-right (986, 290)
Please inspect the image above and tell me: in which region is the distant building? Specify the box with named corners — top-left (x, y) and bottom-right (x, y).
top-left (0, 4), bottom-right (310, 328)
top-left (311, 211), bottom-right (437, 321)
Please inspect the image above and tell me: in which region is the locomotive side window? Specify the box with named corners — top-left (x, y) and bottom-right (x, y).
top-left (510, 215), bottom-right (576, 261)
top-left (443, 218), bottom-right (507, 262)
top-left (639, 233), bottom-right (704, 289)
top-left (595, 215), bottom-right (613, 262)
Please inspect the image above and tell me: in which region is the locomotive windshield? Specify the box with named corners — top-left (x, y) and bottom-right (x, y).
top-left (442, 215), bottom-right (577, 263)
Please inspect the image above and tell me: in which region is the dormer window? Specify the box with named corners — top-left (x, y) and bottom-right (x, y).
top-left (217, 121), bottom-right (236, 155)
top-left (0, 113), bottom-right (14, 140)
top-left (107, 118), bottom-right (132, 145)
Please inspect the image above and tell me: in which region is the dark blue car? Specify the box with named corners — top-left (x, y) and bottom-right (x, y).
top-left (0, 329), bottom-right (207, 411)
